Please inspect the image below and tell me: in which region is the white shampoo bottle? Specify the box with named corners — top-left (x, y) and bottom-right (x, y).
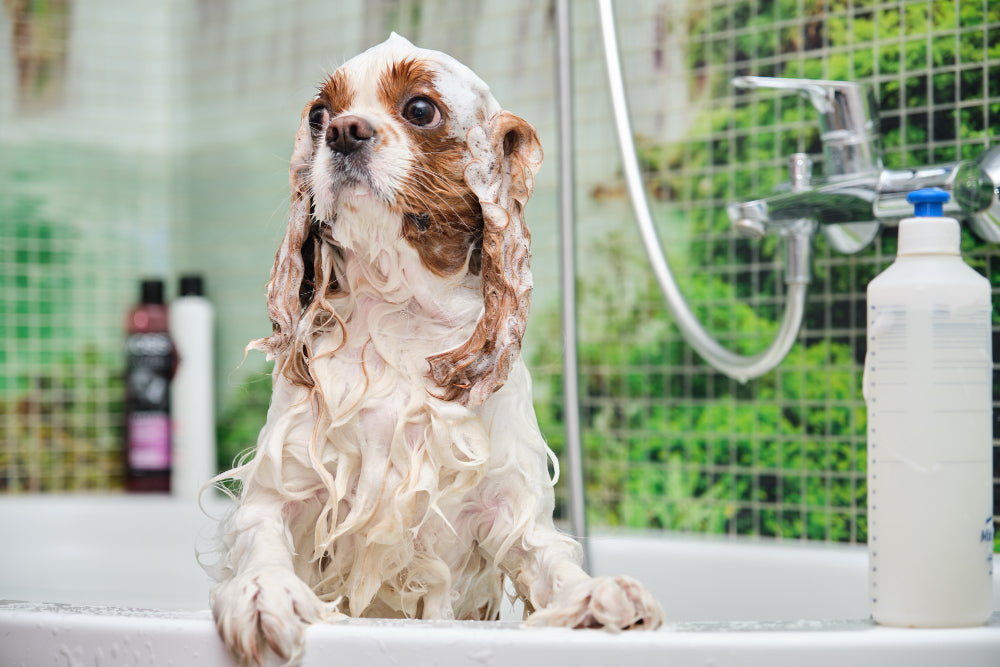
top-left (170, 275), bottom-right (217, 502)
top-left (864, 187), bottom-right (994, 627)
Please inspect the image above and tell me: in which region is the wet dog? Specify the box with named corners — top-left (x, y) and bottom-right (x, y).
top-left (210, 34), bottom-right (664, 665)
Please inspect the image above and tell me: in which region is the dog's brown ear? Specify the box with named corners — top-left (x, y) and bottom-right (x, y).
top-left (426, 111), bottom-right (543, 406)
top-left (248, 104), bottom-right (317, 384)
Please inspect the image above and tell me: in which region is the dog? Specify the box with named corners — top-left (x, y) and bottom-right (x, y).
top-left (210, 33), bottom-right (664, 665)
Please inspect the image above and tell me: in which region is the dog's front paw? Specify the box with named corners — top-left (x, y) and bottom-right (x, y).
top-left (526, 575), bottom-right (664, 632)
top-left (212, 566), bottom-right (337, 665)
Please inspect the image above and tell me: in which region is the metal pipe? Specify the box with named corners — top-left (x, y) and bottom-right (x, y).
top-left (597, 0), bottom-right (809, 383)
top-left (555, 0), bottom-right (589, 571)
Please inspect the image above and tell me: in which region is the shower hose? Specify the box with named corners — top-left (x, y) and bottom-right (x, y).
top-left (597, 0), bottom-right (810, 383)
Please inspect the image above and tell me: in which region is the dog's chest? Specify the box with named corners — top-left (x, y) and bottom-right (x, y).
top-left (310, 241), bottom-right (482, 429)
top-left (331, 238), bottom-right (479, 355)
top-left (300, 245), bottom-right (495, 594)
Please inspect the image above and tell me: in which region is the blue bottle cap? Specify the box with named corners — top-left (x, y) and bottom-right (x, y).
top-left (906, 187), bottom-right (950, 217)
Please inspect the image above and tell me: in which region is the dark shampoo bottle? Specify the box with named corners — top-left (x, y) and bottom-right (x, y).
top-left (124, 279), bottom-right (176, 492)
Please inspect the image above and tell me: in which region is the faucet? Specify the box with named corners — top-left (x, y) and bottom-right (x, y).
top-left (727, 76), bottom-right (1000, 252)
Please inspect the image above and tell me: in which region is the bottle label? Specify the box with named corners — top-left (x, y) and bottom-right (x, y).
top-left (128, 412), bottom-right (171, 469)
top-left (866, 301), bottom-right (991, 464)
top-left (866, 293), bottom-right (994, 622)
top-left (126, 332), bottom-right (173, 470)
top-left (984, 517), bottom-right (995, 577)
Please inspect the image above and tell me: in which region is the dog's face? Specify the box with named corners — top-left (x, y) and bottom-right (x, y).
top-left (258, 34), bottom-right (542, 406)
top-left (302, 33), bottom-right (503, 274)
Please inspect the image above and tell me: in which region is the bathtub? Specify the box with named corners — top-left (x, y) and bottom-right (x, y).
top-left (1, 495), bottom-right (997, 666)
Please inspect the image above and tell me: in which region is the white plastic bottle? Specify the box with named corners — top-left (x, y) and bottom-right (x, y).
top-left (169, 275), bottom-right (217, 502)
top-left (864, 188), bottom-right (994, 627)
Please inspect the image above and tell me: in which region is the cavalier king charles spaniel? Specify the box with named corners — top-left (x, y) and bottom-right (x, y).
top-left (210, 33), bottom-right (664, 665)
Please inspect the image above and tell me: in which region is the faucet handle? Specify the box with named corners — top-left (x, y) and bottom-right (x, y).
top-left (732, 76), bottom-right (858, 114)
top-left (732, 76), bottom-right (882, 177)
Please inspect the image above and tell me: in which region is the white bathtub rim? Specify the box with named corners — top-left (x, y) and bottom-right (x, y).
top-left (2, 600), bottom-right (1000, 667)
top-left (6, 599), bottom-right (1000, 634)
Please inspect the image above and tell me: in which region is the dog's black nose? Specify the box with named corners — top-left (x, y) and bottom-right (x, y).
top-left (327, 115), bottom-right (375, 155)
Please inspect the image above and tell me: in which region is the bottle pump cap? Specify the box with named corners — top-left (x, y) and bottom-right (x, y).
top-left (898, 187), bottom-right (959, 256)
top-left (906, 187), bottom-right (950, 217)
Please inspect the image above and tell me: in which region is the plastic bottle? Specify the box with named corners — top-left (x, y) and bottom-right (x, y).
top-left (864, 187), bottom-right (994, 627)
top-left (125, 279), bottom-right (176, 493)
top-left (169, 275), bottom-right (217, 502)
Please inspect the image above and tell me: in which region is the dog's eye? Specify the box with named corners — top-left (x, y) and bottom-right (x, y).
top-left (402, 97), bottom-right (441, 128)
top-left (308, 104), bottom-right (329, 133)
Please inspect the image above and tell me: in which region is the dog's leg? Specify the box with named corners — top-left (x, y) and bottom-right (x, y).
top-left (211, 377), bottom-right (349, 664)
top-left (211, 486), bottom-right (334, 665)
top-left (471, 362), bottom-right (664, 632)
top-left (479, 498), bottom-right (664, 631)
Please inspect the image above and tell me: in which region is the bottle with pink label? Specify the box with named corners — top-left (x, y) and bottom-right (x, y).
top-left (125, 279), bottom-right (176, 492)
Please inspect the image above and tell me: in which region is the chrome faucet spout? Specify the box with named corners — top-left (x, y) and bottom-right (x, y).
top-left (729, 178), bottom-right (878, 228)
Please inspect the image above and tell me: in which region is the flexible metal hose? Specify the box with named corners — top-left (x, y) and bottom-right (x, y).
top-left (597, 0), bottom-right (810, 383)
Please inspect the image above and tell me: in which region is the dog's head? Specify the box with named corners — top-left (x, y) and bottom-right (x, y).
top-left (254, 34), bottom-right (542, 406)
